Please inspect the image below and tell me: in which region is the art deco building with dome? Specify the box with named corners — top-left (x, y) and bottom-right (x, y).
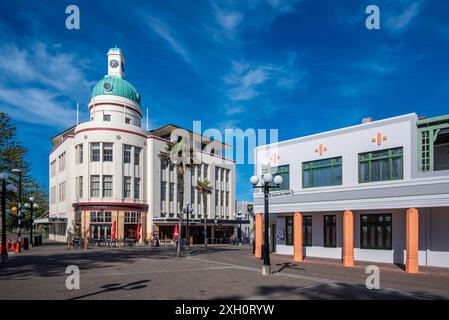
top-left (47, 47), bottom-right (237, 243)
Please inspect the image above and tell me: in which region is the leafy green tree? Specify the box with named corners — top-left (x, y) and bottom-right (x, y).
top-left (0, 112), bottom-right (48, 232)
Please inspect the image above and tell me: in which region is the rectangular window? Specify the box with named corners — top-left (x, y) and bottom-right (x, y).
top-left (58, 152), bottom-right (66, 172)
top-left (125, 117), bottom-right (131, 124)
top-left (91, 143), bottom-right (100, 162)
top-left (215, 190), bottom-right (219, 204)
top-left (203, 164), bottom-right (208, 179)
top-left (78, 176), bottom-right (83, 198)
top-left (77, 144), bottom-right (83, 164)
top-left (215, 167), bottom-right (219, 181)
top-left (123, 176), bottom-right (131, 198)
top-left (134, 178), bottom-right (141, 199)
top-left (324, 215), bottom-right (337, 247)
top-left (103, 114), bottom-right (111, 121)
top-left (103, 175), bottom-right (113, 197)
top-left (263, 165), bottom-right (290, 191)
top-left (125, 212), bottom-right (141, 223)
top-left (359, 147), bottom-right (403, 183)
top-left (51, 186), bottom-right (56, 204)
top-left (161, 181), bottom-right (167, 201)
top-left (285, 216), bottom-right (294, 246)
top-left (134, 147), bottom-right (141, 166)
top-left (103, 143), bottom-right (113, 162)
top-left (303, 216), bottom-right (312, 247)
top-left (226, 191), bottom-right (229, 207)
top-left (124, 145), bottom-right (131, 164)
top-left (169, 182), bottom-right (175, 201)
top-left (303, 157), bottom-right (342, 188)
top-left (361, 214), bottom-right (392, 250)
top-left (90, 175), bottom-right (100, 197)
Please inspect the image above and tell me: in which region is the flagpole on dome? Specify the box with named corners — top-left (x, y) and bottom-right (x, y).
top-left (146, 107), bottom-right (149, 131)
top-left (76, 102), bottom-right (79, 125)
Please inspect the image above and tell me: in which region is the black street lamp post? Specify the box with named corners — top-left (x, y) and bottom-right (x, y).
top-left (1, 172), bottom-right (18, 262)
top-left (24, 197), bottom-right (38, 248)
top-left (235, 210), bottom-right (242, 246)
top-left (10, 169), bottom-right (22, 251)
top-left (250, 172), bottom-right (283, 276)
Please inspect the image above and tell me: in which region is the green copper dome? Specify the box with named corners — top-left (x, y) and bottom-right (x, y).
top-left (91, 76), bottom-right (141, 104)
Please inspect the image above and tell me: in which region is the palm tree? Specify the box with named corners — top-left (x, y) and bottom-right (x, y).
top-left (159, 140), bottom-right (197, 251)
top-left (196, 179), bottom-right (213, 248)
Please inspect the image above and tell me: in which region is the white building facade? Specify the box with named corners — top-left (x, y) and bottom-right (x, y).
top-left (253, 113), bottom-right (449, 271)
top-left (48, 48), bottom-right (236, 244)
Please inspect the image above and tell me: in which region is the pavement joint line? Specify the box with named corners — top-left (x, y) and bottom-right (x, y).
top-left (185, 256), bottom-right (337, 284)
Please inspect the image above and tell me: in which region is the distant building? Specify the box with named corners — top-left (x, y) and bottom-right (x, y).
top-left (47, 47), bottom-right (237, 244)
top-left (253, 113), bottom-right (449, 271)
top-left (235, 200), bottom-right (254, 239)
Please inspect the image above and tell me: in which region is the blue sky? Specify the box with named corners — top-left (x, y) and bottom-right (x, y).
top-left (1, 0), bottom-right (449, 201)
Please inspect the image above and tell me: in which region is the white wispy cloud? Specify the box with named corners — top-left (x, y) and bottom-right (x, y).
top-left (0, 40), bottom-right (93, 128)
top-left (140, 13), bottom-right (192, 66)
top-left (386, 0), bottom-right (426, 32)
top-left (224, 56), bottom-right (306, 102)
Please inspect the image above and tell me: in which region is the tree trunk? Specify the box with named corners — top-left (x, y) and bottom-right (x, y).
top-left (203, 193), bottom-right (208, 248)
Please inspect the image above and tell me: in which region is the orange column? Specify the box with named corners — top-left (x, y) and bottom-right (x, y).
top-left (293, 212), bottom-right (303, 262)
top-left (343, 210), bottom-right (354, 267)
top-left (406, 208), bottom-right (419, 273)
top-left (255, 213), bottom-right (263, 258)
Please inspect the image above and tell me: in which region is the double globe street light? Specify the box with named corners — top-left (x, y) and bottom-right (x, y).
top-left (1, 172), bottom-right (18, 262)
top-left (250, 171), bottom-right (283, 276)
top-left (24, 197), bottom-right (38, 248)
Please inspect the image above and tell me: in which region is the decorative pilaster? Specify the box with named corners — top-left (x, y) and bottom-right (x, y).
top-left (406, 208), bottom-right (419, 273)
top-left (293, 212), bottom-right (303, 262)
top-left (343, 210), bottom-right (354, 267)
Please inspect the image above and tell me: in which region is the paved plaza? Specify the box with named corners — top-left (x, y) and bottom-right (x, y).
top-left (1, 241), bottom-right (449, 300)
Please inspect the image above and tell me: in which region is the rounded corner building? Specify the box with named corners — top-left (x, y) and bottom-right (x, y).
top-left (46, 47), bottom-right (237, 244)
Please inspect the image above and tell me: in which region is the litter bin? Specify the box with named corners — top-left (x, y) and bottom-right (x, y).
top-left (23, 238), bottom-right (29, 250)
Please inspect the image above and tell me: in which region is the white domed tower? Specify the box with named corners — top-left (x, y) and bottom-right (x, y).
top-left (68, 47), bottom-right (149, 242)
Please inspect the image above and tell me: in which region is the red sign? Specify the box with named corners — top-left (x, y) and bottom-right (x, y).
top-left (173, 224), bottom-right (179, 240)
top-left (137, 223), bottom-right (141, 240)
top-left (111, 221), bottom-right (117, 240)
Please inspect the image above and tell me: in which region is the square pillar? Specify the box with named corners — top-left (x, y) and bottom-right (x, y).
top-left (406, 208), bottom-right (419, 273)
top-left (343, 210), bottom-right (354, 267)
top-left (255, 213), bottom-right (262, 258)
top-left (293, 212), bottom-right (303, 262)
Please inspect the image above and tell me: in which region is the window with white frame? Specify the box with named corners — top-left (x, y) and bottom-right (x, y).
top-left (103, 114), bottom-right (111, 121)
top-left (134, 147), bottom-right (141, 166)
top-left (78, 176), bottom-right (83, 198)
top-left (125, 212), bottom-right (141, 223)
top-left (123, 176), bottom-right (131, 198)
top-left (124, 145), bottom-right (131, 164)
top-left (91, 143), bottom-right (100, 162)
top-left (77, 144), bottom-right (83, 164)
top-left (91, 175), bottom-right (100, 197)
top-left (103, 143), bottom-right (113, 162)
top-left (134, 177), bottom-right (140, 199)
top-left (103, 175), bottom-right (113, 197)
